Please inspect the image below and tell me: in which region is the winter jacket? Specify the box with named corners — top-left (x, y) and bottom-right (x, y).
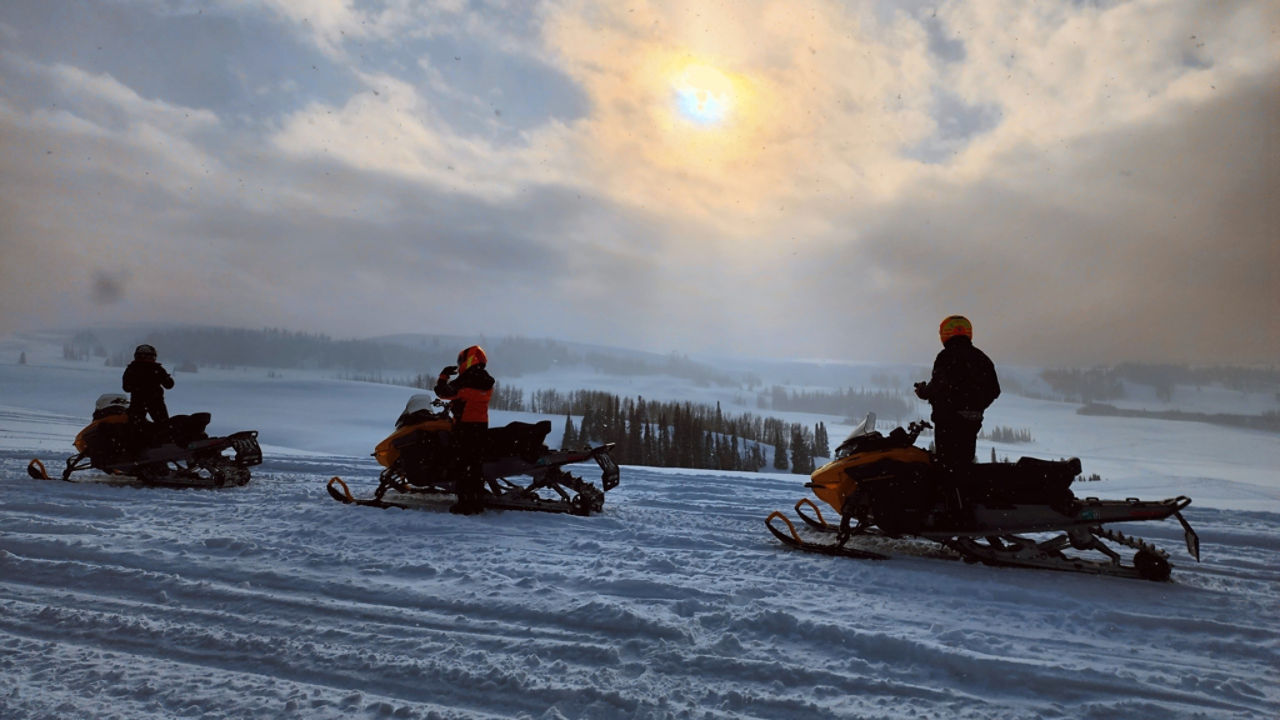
top-left (122, 360), bottom-right (175, 399)
top-left (916, 336), bottom-right (1000, 417)
top-left (434, 365), bottom-right (495, 424)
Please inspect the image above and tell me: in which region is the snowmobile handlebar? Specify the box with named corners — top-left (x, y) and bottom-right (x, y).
top-left (905, 420), bottom-right (932, 441)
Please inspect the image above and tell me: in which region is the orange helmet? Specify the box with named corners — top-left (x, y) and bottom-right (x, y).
top-left (939, 315), bottom-right (973, 344)
top-left (457, 345), bottom-right (487, 373)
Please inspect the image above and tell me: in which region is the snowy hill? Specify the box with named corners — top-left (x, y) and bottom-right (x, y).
top-left (1, 334), bottom-right (1278, 719)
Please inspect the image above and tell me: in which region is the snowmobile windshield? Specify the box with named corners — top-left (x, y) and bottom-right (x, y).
top-left (402, 394), bottom-right (436, 416)
top-left (95, 393), bottom-right (130, 412)
top-left (395, 394), bottom-right (445, 428)
top-left (834, 413), bottom-right (877, 459)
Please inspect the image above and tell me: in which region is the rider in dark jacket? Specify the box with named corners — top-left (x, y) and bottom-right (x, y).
top-left (434, 345), bottom-right (495, 515)
top-left (915, 316), bottom-right (1000, 470)
top-left (122, 344), bottom-right (175, 442)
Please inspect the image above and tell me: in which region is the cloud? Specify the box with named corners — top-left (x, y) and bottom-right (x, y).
top-left (269, 72), bottom-right (578, 204)
top-left (539, 0), bottom-right (939, 236)
top-left (0, 54), bottom-right (667, 343)
top-left (1, 0), bottom-right (1275, 366)
top-left (802, 71), bottom-right (1280, 366)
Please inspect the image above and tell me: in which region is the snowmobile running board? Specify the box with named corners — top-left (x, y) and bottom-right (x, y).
top-left (768, 497), bottom-right (1200, 582)
top-left (328, 476), bottom-right (592, 515)
top-left (326, 443), bottom-right (620, 517)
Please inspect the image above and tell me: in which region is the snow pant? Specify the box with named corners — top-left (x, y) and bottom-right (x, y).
top-left (450, 422), bottom-right (488, 512)
top-left (931, 411), bottom-right (981, 470)
top-left (128, 394), bottom-right (170, 445)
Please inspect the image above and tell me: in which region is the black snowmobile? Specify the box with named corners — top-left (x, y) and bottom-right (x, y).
top-left (326, 395), bottom-right (619, 515)
top-left (766, 414), bottom-right (1200, 581)
top-left (27, 393), bottom-right (262, 488)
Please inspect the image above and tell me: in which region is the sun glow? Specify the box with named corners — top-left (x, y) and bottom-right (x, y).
top-left (673, 63), bottom-right (738, 126)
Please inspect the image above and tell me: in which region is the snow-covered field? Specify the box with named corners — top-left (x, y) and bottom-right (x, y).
top-left (1, 339), bottom-right (1278, 719)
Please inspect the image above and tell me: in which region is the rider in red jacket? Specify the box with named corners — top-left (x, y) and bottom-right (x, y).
top-left (434, 345), bottom-right (495, 514)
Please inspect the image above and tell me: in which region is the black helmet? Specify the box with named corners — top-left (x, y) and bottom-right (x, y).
top-left (134, 344), bottom-right (157, 360)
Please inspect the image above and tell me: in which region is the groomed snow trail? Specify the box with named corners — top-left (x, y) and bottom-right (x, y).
top-left (1, 447), bottom-right (1277, 720)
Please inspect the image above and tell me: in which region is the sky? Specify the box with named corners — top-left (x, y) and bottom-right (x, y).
top-left (1, 0), bottom-right (1276, 366)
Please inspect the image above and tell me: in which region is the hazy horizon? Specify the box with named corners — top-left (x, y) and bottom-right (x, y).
top-left (2, 1), bottom-right (1276, 366)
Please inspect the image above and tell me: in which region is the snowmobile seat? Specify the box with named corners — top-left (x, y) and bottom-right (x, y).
top-left (960, 457), bottom-right (1080, 508)
top-left (168, 413), bottom-right (212, 447)
top-left (487, 421), bottom-right (553, 461)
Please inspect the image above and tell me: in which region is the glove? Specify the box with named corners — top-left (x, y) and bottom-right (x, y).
top-left (440, 365), bottom-right (458, 376)
top-left (913, 381), bottom-right (928, 399)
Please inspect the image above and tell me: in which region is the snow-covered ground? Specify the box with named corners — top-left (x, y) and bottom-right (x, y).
top-left (1, 338), bottom-right (1278, 719)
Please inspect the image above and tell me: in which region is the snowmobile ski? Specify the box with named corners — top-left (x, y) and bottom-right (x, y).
top-left (766, 509), bottom-right (888, 560)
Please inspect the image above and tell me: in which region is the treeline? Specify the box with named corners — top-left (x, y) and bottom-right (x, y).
top-left (758, 385), bottom-right (915, 423)
top-left (583, 352), bottom-right (735, 387)
top-left (980, 426), bottom-right (1034, 444)
top-left (66, 326), bottom-right (741, 384)
top-left (1078, 403), bottom-right (1280, 433)
top-left (133, 328), bottom-right (435, 372)
top-left (491, 387), bottom-right (832, 473)
top-left (1041, 363), bottom-right (1280, 403)
top-left (62, 330), bottom-right (108, 361)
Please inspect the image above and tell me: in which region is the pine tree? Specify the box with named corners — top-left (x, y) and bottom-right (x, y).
top-left (773, 426), bottom-right (789, 470)
top-left (578, 406), bottom-right (593, 444)
top-left (789, 425), bottom-right (814, 475)
top-left (813, 421), bottom-right (829, 459)
top-left (561, 414), bottom-right (577, 450)
top-left (626, 400), bottom-right (642, 465)
top-left (658, 412), bottom-right (671, 466)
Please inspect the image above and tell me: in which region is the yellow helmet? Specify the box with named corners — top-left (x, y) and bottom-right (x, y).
top-left (939, 315), bottom-right (973, 344)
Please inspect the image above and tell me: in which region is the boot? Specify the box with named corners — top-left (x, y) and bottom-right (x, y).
top-left (450, 486), bottom-right (485, 515)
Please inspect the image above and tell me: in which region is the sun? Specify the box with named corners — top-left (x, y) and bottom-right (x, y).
top-left (673, 63), bottom-right (737, 126)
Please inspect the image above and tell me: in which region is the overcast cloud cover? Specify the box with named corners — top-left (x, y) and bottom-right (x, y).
top-left (1, 0), bottom-right (1276, 365)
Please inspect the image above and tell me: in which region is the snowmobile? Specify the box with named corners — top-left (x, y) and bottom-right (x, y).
top-left (766, 414), bottom-right (1201, 581)
top-left (326, 395), bottom-right (620, 515)
top-left (26, 393), bottom-right (262, 488)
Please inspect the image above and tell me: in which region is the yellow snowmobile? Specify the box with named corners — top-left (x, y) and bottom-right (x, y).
top-left (327, 395), bottom-right (619, 515)
top-left (766, 414), bottom-right (1200, 581)
top-left (27, 393), bottom-right (261, 488)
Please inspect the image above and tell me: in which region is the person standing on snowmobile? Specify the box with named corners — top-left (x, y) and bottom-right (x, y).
top-left (434, 345), bottom-right (495, 515)
top-left (914, 316), bottom-right (1000, 469)
top-left (122, 344), bottom-right (175, 443)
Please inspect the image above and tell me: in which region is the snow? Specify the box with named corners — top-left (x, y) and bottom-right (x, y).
top-left (1, 337), bottom-right (1278, 719)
